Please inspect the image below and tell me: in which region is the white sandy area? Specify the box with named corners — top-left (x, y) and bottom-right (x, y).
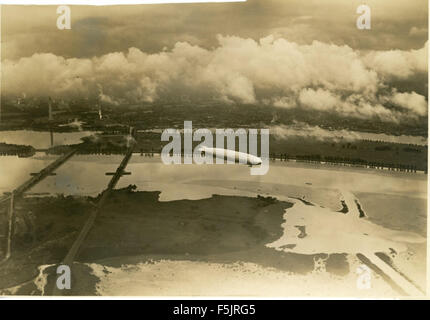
top-left (266, 195), bottom-right (424, 255)
top-left (86, 258), bottom-right (398, 297)
top-left (264, 190), bottom-right (426, 296)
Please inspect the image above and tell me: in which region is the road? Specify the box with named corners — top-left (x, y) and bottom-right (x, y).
top-left (51, 138), bottom-right (135, 295)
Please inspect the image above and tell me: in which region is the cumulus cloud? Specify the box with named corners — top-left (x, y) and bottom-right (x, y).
top-left (270, 121), bottom-right (428, 145)
top-left (363, 42), bottom-right (428, 79)
top-left (299, 88), bottom-right (340, 112)
top-left (2, 35), bottom-right (427, 122)
top-left (271, 122), bottom-right (361, 142)
top-left (390, 91), bottom-right (428, 116)
top-left (296, 88), bottom-right (410, 122)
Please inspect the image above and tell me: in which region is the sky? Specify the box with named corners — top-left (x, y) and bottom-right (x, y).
top-left (1, 0), bottom-right (428, 123)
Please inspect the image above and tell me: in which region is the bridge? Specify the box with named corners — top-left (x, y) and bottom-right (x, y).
top-left (0, 148), bottom-right (78, 263)
top-left (0, 148), bottom-right (77, 206)
top-left (51, 129), bottom-right (136, 295)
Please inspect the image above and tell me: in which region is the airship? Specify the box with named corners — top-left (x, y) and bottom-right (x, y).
top-left (197, 146), bottom-right (262, 166)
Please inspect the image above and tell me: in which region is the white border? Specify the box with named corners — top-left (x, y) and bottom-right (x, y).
top-left (0, 0), bottom-right (245, 5)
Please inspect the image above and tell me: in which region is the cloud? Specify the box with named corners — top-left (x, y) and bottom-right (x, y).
top-left (363, 42), bottom-right (428, 79)
top-left (299, 88), bottom-right (340, 112)
top-left (3, 0), bottom-right (428, 61)
top-left (296, 88), bottom-right (405, 122)
top-left (271, 122), bottom-right (361, 142)
top-left (2, 35), bottom-right (427, 122)
top-left (390, 91), bottom-right (428, 116)
top-left (270, 121), bottom-right (428, 145)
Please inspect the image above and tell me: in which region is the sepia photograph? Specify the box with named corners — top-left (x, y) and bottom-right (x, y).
top-left (0, 0), bottom-right (428, 299)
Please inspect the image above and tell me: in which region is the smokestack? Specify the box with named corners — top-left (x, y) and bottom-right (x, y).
top-left (98, 104), bottom-right (103, 120)
top-left (48, 97), bottom-right (53, 121)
